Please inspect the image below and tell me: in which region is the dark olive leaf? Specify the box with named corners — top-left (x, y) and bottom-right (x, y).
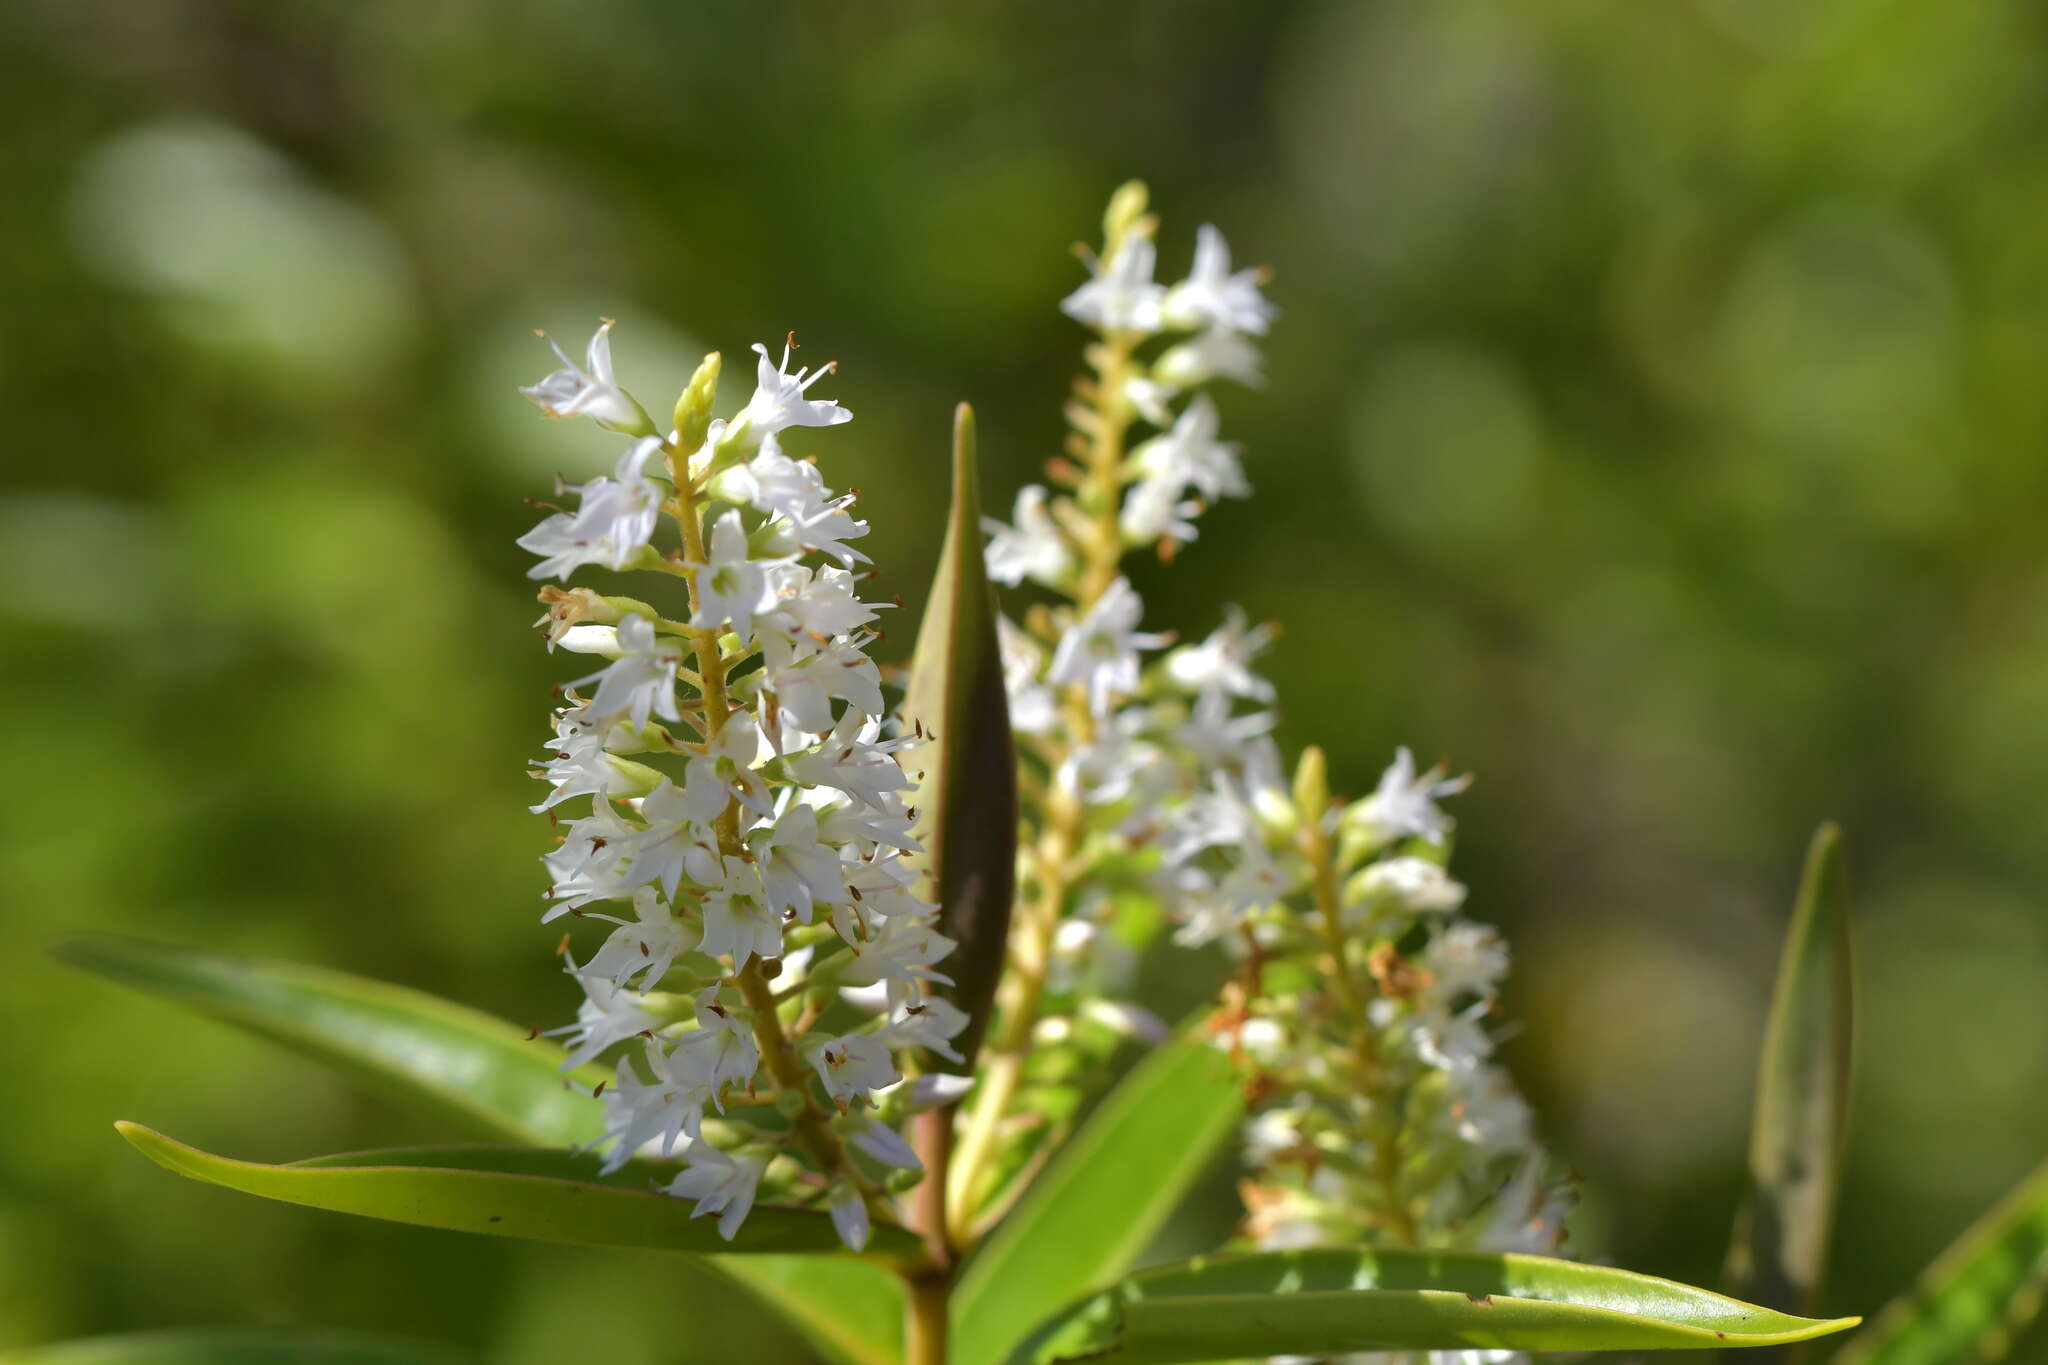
top-left (1726, 821), bottom-right (1857, 1315)
top-left (1010, 1247), bottom-right (1864, 1365)
top-left (1834, 1156), bottom-right (2048, 1365)
top-left (898, 402), bottom-right (1017, 1069)
top-left (57, 935), bottom-right (604, 1146)
top-left (115, 1123), bottom-right (922, 1260)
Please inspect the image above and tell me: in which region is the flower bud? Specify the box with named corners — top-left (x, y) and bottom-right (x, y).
top-left (672, 350), bottom-right (723, 452)
top-left (1292, 745), bottom-right (1330, 824)
top-left (1103, 179), bottom-right (1151, 253)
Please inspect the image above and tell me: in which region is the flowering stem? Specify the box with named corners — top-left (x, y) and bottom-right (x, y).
top-left (1301, 812), bottom-right (1418, 1246)
top-left (662, 439), bottom-right (860, 1203)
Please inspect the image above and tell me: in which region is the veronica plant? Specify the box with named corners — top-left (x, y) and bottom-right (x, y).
top-left (48, 183), bottom-right (2043, 1365)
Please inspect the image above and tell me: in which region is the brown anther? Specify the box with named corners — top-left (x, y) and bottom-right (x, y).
top-left (554, 932), bottom-right (572, 956)
top-left (592, 1081), bottom-right (607, 1099)
top-left (1367, 943), bottom-right (1433, 1001)
top-left (786, 330), bottom-right (800, 350)
top-left (525, 1023), bottom-right (541, 1040)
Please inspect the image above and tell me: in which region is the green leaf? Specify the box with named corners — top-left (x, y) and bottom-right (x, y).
top-left (57, 935), bottom-right (605, 1146)
top-left (954, 1032), bottom-right (1246, 1365)
top-left (1008, 1248), bottom-right (1864, 1365)
top-left (899, 402), bottom-right (1017, 1069)
top-left (1834, 1156), bottom-right (2048, 1365)
top-left (0, 1330), bottom-right (468, 1365)
top-left (114, 1122), bottom-right (922, 1261)
top-left (1726, 821), bottom-right (1857, 1314)
top-left (710, 1256), bottom-right (906, 1365)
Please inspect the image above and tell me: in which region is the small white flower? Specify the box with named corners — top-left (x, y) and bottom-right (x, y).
top-left (983, 485), bottom-right (1072, 589)
top-left (1445, 1067), bottom-right (1535, 1155)
top-left (575, 887), bottom-right (694, 990)
top-left (1130, 395), bottom-right (1248, 504)
top-left (624, 779), bottom-right (725, 900)
top-left (1156, 325), bottom-right (1264, 390)
top-left (1349, 857), bottom-right (1468, 918)
top-left (675, 994), bottom-right (760, 1104)
top-left (805, 1032), bottom-right (900, 1108)
top-left (519, 437), bottom-right (666, 580)
top-left (1061, 237), bottom-right (1165, 333)
top-left (546, 975), bottom-right (658, 1070)
top-left (574, 614), bottom-right (683, 731)
top-left (684, 712), bottom-right (775, 825)
top-left (1047, 577), bottom-right (1168, 713)
top-left (749, 802), bottom-right (848, 924)
top-left (904, 1072), bottom-right (974, 1109)
top-left (697, 864), bottom-right (783, 969)
top-left (688, 510), bottom-right (774, 642)
top-left (1350, 746), bottom-right (1470, 849)
top-left (1164, 604), bottom-right (1274, 702)
top-left (530, 703), bottom-right (648, 813)
top-left (542, 797), bottom-right (644, 916)
top-left (757, 632), bottom-right (885, 731)
top-left (1118, 475), bottom-right (1201, 547)
top-left (1425, 920), bottom-right (1510, 1002)
top-left (762, 563), bottom-right (879, 640)
top-left (520, 320), bottom-right (649, 431)
top-left (1163, 224), bottom-right (1276, 335)
top-left (734, 338), bottom-right (853, 440)
top-left (663, 1143), bottom-right (766, 1241)
top-left (873, 995), bottom-right (972, 1065)
top-left (837, 914), bottom-right (957, 1006)
top-left (828, 1182), bottom-right (870, 1252)
top-left (1411, 1003), bottom-right (1496, 1073)
top-left (597, 1038), bottom-right (714, 1171)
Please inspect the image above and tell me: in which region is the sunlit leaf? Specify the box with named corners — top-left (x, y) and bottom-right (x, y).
top-left (954, 1031), bottom-right (1246, 1365)
top-left (1009, 1247), bottom-right (1863, 1365)
top-left (1834, 1156), bottom-right (2048, 1365)
top-left (710, 1256), bottom-right (906, 1365)
top-left (114, 1123), bottom-right (922, 1260)
top-left (899, 402), bottom-right (1017, 1069)
top-left (57, 935), bottom-right (604, 1146)
top-left (0, 1330), bottom-right (467, 1365)
top-left (1726, 821), bottom-right (1857, 1314)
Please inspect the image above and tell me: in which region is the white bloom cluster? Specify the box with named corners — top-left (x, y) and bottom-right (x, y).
top-left (981, 189), bottom-right (1277, 1050)
top-left (520, 325), bottom-right (960, 1249)
top-left (1207, 747), bottom-right (1572, 1287)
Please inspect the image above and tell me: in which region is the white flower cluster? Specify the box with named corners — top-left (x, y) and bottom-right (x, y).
top-left (520, 326), bottom-right (961, 1250)
top-left (1206, 748), bottom-right (1572, 1278)
top-left (976, 188), bottom-right (1279, 1083)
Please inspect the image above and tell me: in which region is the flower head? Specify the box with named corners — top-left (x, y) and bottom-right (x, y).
top-left (521, 321), bottom-right (651, 432)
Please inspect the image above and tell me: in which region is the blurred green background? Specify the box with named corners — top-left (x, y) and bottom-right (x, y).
top-left (4, 0), bottom-right (2044, 1359)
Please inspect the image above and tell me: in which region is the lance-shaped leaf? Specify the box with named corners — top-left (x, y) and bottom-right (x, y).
top-left (1726, 822), bottom-right (1857, 1314)
top-left (1833, 1156), bottom-right (2048, 1365)
top-left (954, 1029), bottom-right (1246, 1365)
top-left (114, 1124), bottom-right (923, 1261)
top-left (899, 402), bottom-right (1017, 1068)
top-left (0, 1331), bottom-right (469, 1365)
top-left (1009, 1248), bottom-right (1863, 1365)
top-left (56, 935), bottom-right (605, 1147)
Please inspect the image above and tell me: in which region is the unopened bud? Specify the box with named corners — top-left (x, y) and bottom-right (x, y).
top-left (1292, 745), bottom-right (1330, 823)
top-left (775, 1087), bottom-right (807, 1119)
top-left (673, 350), bottom-right (723, 452)
top-left (1104, 180), bottom-right (1151, 253)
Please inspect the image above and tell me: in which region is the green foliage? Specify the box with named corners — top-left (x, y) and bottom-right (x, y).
top-left (709, 1257), bottom-right (905, 1365)
top-left (1010, 1248), bottom-right (1863, 1365)
top-left (900, 403), bottom-right (1018, 1069)
top-left (952, 1033), bottom-right (1246, 1365)
top-left (1727, 822), bottom-right (1857, 1313)
top-left (115, 1123), bottom-right (921, 1259)
top-left (0, 1332), bottom-right (468, 1365)
top-left (56, 935), bottom-right (605, 1147)
top-left (1837, 1157), bottom-right (2048, 1365)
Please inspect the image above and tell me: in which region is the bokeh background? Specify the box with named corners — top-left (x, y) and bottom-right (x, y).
top-left (4, 0), bottom-right (2045, 1359)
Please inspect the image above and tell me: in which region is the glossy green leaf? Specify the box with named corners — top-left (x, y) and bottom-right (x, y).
top-left (0, 1330), bottom-right (468, 1365)
top-left (899, 402), bottom-right (1017, 1069)
top-left (1835, 1155), bottom-right (2048, 1365)
top-left (1726, 821), bottom-right (1857, 1314)
top-left (1009, 1248), bottom-right (1863, 1365)
top-left (710, 1256), bottom-right (906, 1365)
top-left (954, 1032), bottom-right (1246, 1365)
top-left (58, 935), bottom-right (604, 1146)
top-left (115, 1123), bottom-right (922, 1260)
